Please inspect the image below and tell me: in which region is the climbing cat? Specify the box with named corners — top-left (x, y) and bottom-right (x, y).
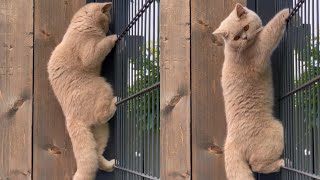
top-left (212, 4), bottom-right (289, 180)
top-left (47, 3), bottom-right (117, 180)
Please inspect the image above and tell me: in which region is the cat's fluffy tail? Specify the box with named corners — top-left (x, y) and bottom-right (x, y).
top-left (224, 145), bottom-right (254, 180)
top-left (66, 119), bottom-right (98, 180)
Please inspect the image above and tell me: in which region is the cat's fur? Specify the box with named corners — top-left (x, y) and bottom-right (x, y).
top-left (212, 4), bottom-right (289, 180)
top-left (47, 3), bottom-right (117, 180)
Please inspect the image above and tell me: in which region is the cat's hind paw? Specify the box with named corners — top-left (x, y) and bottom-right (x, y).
top-left (113, 96), bottom-right (118, 104)
top-left (99, 158), bottom-right (115, 172)
top-left (279, 159), bottom-right (285, 167)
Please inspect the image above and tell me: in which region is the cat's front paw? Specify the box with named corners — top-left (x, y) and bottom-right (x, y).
top-left (108, 34), bottom-right (118, 45)
top-left (279, 8), bottom-right (290, 24)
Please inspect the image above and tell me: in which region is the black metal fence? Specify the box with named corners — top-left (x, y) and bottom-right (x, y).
top-left (277, 0), bottom-right (320, 179)
top-left (113, 0), bottom-right (160, 179)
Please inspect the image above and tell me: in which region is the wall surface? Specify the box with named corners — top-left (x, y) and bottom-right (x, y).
top-left (160, 0), bottom-right (191, 179)
top-left (0, 0), bottom-right (33, 179)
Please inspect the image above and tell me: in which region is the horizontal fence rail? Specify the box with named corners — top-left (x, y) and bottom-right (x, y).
top-left (114, 0), bottom-right (160, 179)
top-left (277, 0), bottom-right (320, 179)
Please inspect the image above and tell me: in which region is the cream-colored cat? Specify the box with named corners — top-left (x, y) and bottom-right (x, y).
top-left (47, 3), bottom-right (117, 180)
top-left (212, 4), bottom-right (289, 180)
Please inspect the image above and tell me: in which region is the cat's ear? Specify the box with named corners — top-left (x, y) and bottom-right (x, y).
top-left (102, 3), bottom-right (112, 13)
top-left (235, 3), bottom-right (247, 18)
top-left (211, 29), bottom-right (228, 46)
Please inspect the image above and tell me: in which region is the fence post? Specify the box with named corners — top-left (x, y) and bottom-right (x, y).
top-left (160, 0), bottom-right (191, 179)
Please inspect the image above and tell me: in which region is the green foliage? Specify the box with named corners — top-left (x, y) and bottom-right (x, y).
top-left (127, 41), bottom-right (160, 135)
top-left (293, 35), bottom-right (320, 132)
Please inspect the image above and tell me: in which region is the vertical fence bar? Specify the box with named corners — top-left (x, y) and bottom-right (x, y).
top-left (140, 1), bottom-right (145, 178)
top-left (303, 3), bottom-right (306, 177)
top-left (147, 3), bottom-right (152, 176)
top-left (156, 1), bottom-right (160, 177)
top-left (296, 5), bottom-right (300, 179)
top-left (318, 0), bottom-right (320, 177)
top-left (299, 5), bottom-right (303, 179)
top-left (132, 1), bottom-right (137, 178)
top-left (311, 0), bottom-right (316, 176)
top-left (307, 1), bottom-right (312, 177)
top-left (143, 1), bottom-right (147, 177)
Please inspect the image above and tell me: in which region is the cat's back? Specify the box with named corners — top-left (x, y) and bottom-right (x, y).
top-left (47, 35), bottom-right (92, 98)
top-left (48, 40), bottom-right (76, 80)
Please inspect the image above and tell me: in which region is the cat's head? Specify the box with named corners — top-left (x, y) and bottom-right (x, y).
top-left (212, 4), bottom-right (263, 50)
top-left (71, 3), bottom-right (112, 33)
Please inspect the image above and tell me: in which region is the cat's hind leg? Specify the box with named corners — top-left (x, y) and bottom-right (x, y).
top-left (95, 95), bottom-right (117, 124)
top-left (92, 123), bottom-right (115, 172)
top-left (250, 158), bottom-right (284, 173)
top-left (224, 142), bottom-right (255, 180)
top-left (249, 120), bottom-right (284, 174)
top-left (105, 97), bottom-right (117, 122)
top-left (66, 119), bottom-right (99, 180)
